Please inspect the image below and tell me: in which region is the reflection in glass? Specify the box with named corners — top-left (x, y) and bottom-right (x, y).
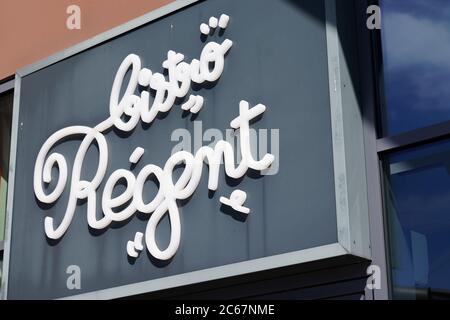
top-left (384, 139), bottom-right (450, 299)
top-left (380, 0), bottom-right (450, 136)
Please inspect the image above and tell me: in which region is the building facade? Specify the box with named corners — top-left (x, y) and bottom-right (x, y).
top-left (0, 0), bottom-right (447, 300)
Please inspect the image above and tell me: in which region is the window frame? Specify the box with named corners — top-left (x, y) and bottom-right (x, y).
top-left (362, 0), bottom-right (450, 299)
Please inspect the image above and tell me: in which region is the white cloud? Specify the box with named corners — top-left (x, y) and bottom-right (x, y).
top-left (382, 11), bottom-right (450, 111)
top-left (383, 12), bottom-right (450, 70)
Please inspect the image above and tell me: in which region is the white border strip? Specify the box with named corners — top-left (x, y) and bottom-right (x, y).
top-left (0, 76), bottom-right (21, 299)
top-left (325, 0), bottom-right (351, 252)
top-left (62, 243), bottom-right (349, 300)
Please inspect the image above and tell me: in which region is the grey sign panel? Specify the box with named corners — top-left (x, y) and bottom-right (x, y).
top-left (3, 0), bottom-right (370, 299)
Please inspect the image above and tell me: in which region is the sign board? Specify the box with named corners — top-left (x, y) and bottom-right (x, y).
top-left (2, 0), bottom-right (370, 299)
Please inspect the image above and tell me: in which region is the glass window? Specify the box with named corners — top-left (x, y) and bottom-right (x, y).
top-left (383, 139), bottom-right (450, 299)
top-left (0, 90), bottom-right (13, 242)
top-left (380, 0), bottom-right (450, 136)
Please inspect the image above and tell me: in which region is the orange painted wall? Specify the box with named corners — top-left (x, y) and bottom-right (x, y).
top-left (0, 0), bottom-right (174, 81)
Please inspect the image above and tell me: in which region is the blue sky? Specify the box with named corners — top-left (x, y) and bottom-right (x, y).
top-left (381, 0), bottom-right (450, 135)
